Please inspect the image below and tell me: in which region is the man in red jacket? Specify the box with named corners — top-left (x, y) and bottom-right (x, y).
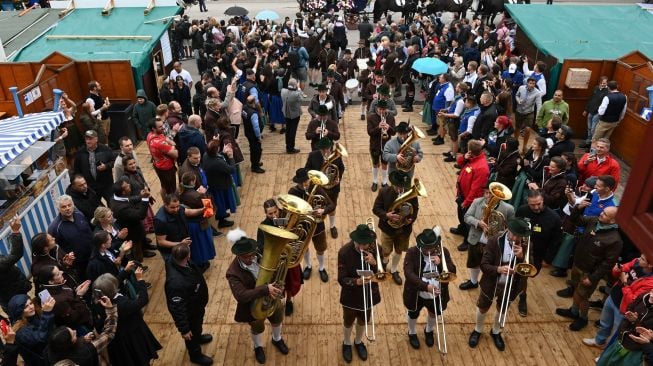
top-left (450, 140), bottom-right (490, 251)
top-left (577, 138), bottom-right (621, 188)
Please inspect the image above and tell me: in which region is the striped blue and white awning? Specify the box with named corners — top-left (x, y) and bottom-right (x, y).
top-left (0, 111), bottom-right (65, 170)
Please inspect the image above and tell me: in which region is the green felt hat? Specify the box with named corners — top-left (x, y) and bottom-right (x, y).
top-left (350, 224), bottom-right (376, 244)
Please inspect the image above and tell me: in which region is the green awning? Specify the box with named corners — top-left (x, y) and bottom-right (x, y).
top-left (506, 4), bottom-right (653, 61)
top-left (11, 6), bottom-right (181, 78)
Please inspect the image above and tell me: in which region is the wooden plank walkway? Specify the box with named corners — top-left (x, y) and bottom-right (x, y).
top-left (136, 104), bottom-right (605, 365)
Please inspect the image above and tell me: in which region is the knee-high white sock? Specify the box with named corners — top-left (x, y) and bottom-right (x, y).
top-left (272, 325), bottom-right (282, 341)
top-left (329, 215), bottom-right (337, 229)
top-left (391, 252), bottom-right (402, 273)
top-left (492, 312), bottom-right (501, 334)
top-left (372, 167), bottom-right (379, 183)
top-left (317, 254), bottom-right (325, 271)
top-left (474, 308), bottom-right (486, 333)
top-left (407, 313), bottom-right (417, 335)
top-left (354, 324), bottom-right (365, 344)
top-left (343, 326), bottom-right (352, 345)
top-left (426, 314), bottom-right (437, 333)
top-left (469, 268), bottom-right (481, 284)
top-left (251, 333), bottom-right (263, 348)
top-left (361, 103), bottom-right (366, 114)
top-left (381, 169), bottom-right (389, 185)
top-left (304, 249), bottom-right (312, 268)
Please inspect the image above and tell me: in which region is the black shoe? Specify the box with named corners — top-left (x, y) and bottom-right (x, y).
top-left (556, 286), bottom-right (574, 298)
top-left (330, 227), bottom-right (338, 238)
top-left (146, 243), bottom-right (157, 250)
top-left (490, 332), bottom-right (505, 351)
top-left (254, 346), bottom-right (266, 364)
top-left (218, 219), bottom-right (234, 228)
top-left (360, 114), bottom-right (365, 120)
top-left (381, 183), bottom-right (388, 188)
top-left (285, 300), bottom-right (294, 316)
top-left (280, 128), bottom-right (286, 134)
top-left (271, 338), bottom-right (289, 355)
top-left (211, 228), bottom-right (223, 237)
top-left (555, 307), bottom-right (579, 319)
top-left (319, 269), bottom-right (329, 283)
top-left (354, 342), bottom-right (368, 361)
top-left (141, 265), bottom-right (149, 272)
top-left (251, 167), bottom-right (266, 174)
top-left (453, 163), bottom-right (461, 169)
top-left (199, 334), bottom-right (213, 344)
top-left (371, 182), bottom-right (378, 192)
top-left (302, 267), bottom-right (312, 280)
top-left (190, 353), bottom-right (213, 365)
top-left (589, 300), bottom-right (604, 310)
top-left (450, 227), bottom-right (464, 235)
top-left (143, 250), bottom-right (156, 258)
top-left (426, 128), bottom-right (438, 136)
top-left (442, 151), bottom-right (453, 157)
top-left (468, 330), bottom-right (481, 348)
top-left (269, 126), bottom-right (277, 132)
top-left (392, 271), bottom-right (403, 285)
top-left (569, 317), bottom-right (588, 331)
top-left (444, 156), bottom-right (456, 162)
top-left (599, 285), bottom-right (609, 295)
top-left (342, 344), bottom-right (353, 363)
top-left (424, 328), bottom-right (434, 347)
top-left (550, 268), bottom-right (568, 277)
top-left (518, 296), bottom-right (527, 317)
top-left (287, 148), bottom-right (300, 154)
top-left (459, 280), bottom-right (478, 290)
top-left (408, 333), bottom-right (420, 349)
top-left (402, 106), bottom-right (413, 112)
top-left (145, 281), bottom-right (152, 289)
top-left (432, 136), bottom-right (445, 145)
top-left (457, 241), bottom-right (469, 251)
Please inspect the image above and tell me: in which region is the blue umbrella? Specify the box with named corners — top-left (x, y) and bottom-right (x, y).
top-left (256, 10), bottom-right (280, 21)
top-left (411, 57), bottom-right (449, 76)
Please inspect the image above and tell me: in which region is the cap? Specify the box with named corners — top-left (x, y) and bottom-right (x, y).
top-left (85, 130), bottom-right (98, 138)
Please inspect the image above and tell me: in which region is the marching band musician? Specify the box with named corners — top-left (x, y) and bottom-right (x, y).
top-left (367, 99), bottom-right (396, 192)
top-left (368, 84), bottom-right (398, 117)
top-left (336, 49), bottom-right (358, 106)
top-left (383, 121), bottom-right (423, 180)
top-left (256, 199), bottom-right (304, 316)
top-left (337, 224), bottom-right (382, 363)
top-left (226, 229), bottom-right (290, 364)
top-left (325, 70), bottom-right (346, 120)
top-left (458, 184), bottom-right (515, 292)
top-left (468, 218), bottom-right (532, 352)
top-left (358, 59), bottom-right (376, 121)
top-left (288, 168), bottom-right (335, 283)
top-left (305, 137), bottom-right (345, 240)
top-left (372, 170), bottom-right (418, 286)
top-left (403, 228), bottom-right (457, 349)
top-left (305, 104), bottom-right (340, 151)
top-left (308, 84), bottom-right (339, 122)
top-left (363, 70), bottom-right (387, 120)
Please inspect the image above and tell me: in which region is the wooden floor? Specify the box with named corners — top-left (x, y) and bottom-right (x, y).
top-left (136, 104), bottom-right (605, 366)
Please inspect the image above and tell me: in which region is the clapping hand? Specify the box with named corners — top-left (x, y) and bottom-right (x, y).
top-left (9, 215), bottom-right (21, 233)
top-left (626, 311), bottom-right (639, 322)
top-left (630, 327), bottom-right (653, 344)
top-left (118, 228), bottom-right (129, 239)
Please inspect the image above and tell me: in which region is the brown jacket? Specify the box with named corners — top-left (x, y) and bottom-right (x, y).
top-left (307, 95), bottom-right (339, 122)
top-left (541, 172), bottom-right (568, 210)
top-left (372, 185), bottom-right (418, 236)
top-left (338, 241), bottom-right (382, 310)
top-left (479, 232), bottom-right (531, 303)
top-left (328, 81), bottom-right (345, 113)
top-left (226, 257), bottom-right (269, 323)
top-left (305, 118), bottom-right (340, 151)
top-left (403, 246), bottom-right (456, 311)
top-left (367, 112), bottom-right (396, 153)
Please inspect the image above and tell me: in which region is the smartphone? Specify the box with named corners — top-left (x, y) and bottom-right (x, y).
top-left (93, 289), bottom-right (104, 303)
top-left (38, 289), bottom-right (51, 304)
top-left (0, 319), bottom-right (9, 336)
top-left (585, 191), bottom-right (594, 202)
top-left (590, 148), bottom-right (597, 156)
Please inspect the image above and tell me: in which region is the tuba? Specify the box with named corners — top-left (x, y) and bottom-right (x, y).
top-left (321, 143), bottom-right (348, 190)
top-left (396, 125), bottom-right (425, 172)
top-left (251, 224), bottom-right (299, 320)
top-left (387, 178), bottom-right (428, 228)
top-left (482, 182), bottom-right (513, 237)
top-left (275, 194), bottom-right (317, 268)
top-left (306, 170), bottom-right (329, 222)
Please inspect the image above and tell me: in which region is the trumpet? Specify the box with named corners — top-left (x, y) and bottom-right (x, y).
top-left (319, 119), bottom-right (327, 139)
top-left (380, 113), bottom-right (389, 140)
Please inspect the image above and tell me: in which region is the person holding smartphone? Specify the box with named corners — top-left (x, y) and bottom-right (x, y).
top-left (6, 294), bottom-right (56, 365)
top-left (0, 217), bottom-right (32, 315)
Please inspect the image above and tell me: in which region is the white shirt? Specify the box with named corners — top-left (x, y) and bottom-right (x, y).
top-left (170, 69), bottom-right (193, 87)
top-left (443, 84), bottom-right (455, 103)
top-left (522, 61), bottom-right (547, 95)
top-left (498, 236), bottom-right (513, 284)
top-left (418, 254), bottom-right (440, 300)
top-left (463, 72), bottom-right (478, 89)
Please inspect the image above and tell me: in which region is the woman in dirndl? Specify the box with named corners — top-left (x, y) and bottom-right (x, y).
top-left (202, 140), bottom-right (237, 228)
top-left (178, 172), bottom-right (215, 272)
top-left (267, 65), bottom-right (289, 133)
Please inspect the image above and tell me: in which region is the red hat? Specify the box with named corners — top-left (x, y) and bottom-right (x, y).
top-left (496, 115), bottom-right (512, 129)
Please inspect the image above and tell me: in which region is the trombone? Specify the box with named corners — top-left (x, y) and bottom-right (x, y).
top-left (425, 228), bottom-right (456, 354)
top-left (498, 220), bottom-right (537, 328)
top-left (359, 218), bottom-right (387, 342)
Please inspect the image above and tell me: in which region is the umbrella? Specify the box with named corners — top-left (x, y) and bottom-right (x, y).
top-left (411, 57), bottom-right (448, 76)
top-left (224, 6), bottom-right (248, 16)
top-left (256, 10), bottom-right (280, 20)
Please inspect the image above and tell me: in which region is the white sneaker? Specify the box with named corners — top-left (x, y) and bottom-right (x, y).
top-left (583, 338), bottom-right (605, 349)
